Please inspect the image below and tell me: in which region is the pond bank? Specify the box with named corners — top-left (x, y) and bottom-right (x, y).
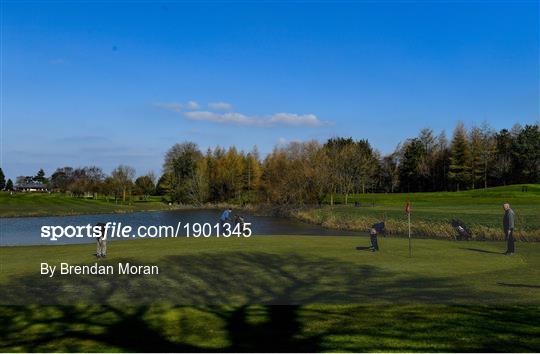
top-left (288, 206), bottom-right (540, 242)
top-left (3, 193), bottom-right (538, 242)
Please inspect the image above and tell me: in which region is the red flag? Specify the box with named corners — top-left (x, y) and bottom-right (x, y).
top-left (405, 200), bottom-right (411, 214)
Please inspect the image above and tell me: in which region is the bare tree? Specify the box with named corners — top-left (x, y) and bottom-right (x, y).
top-left (111, 165), bottom-right (135, 203)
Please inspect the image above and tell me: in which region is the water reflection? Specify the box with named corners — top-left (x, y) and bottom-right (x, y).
top-left (1, 209), bottom-right (360, 246)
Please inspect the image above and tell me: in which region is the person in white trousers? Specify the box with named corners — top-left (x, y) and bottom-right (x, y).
top-left (95, 222), bottom-right (107, 258)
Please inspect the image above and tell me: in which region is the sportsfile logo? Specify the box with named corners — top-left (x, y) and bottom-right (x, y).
top-left (40, 222), bottom-right (252, 241)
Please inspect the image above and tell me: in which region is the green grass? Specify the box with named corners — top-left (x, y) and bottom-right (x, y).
top-left (0, 192), bottom-right (171, 217)
top-left (1, 236), bottom-right (539, 351)
top-left (2, 304), bottom-right (538, 352)
top-left (301, 184), bottom-right (540, 240)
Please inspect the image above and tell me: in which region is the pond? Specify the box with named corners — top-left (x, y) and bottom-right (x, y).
top-left (0, 209), bottom-right (361, 246)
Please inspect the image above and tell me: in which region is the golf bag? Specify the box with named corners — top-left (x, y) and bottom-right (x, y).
top-left (451, 219), bottom-right (471, 240)
top-left (234, 215), bottom-right (245, 228)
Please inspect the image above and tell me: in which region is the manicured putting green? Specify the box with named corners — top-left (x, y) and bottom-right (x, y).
top-left (1, 235), bottom-right (539, 352)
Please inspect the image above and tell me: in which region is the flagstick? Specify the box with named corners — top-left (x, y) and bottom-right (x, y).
top-left (408, 212), bottom-right (412, 257)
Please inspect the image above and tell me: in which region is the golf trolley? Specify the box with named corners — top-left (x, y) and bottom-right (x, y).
top-left (451, 219), bottom-right (472, 240)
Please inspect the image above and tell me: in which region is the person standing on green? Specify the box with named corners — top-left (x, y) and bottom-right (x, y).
top-left (503, 203), bottom-right (515, 255)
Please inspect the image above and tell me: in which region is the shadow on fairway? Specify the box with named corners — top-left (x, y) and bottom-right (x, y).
top-left (1, 252), bottom-right (538, 351)
top-left (460, 247), bottom-right (503, 255)
top-left (1, 304), bottom-right (539, 352)
top-left (498, 282), bottom-right (540, 289)
top-left (0, 251), bottom-right (503, 305)
top-left (0, 304), bottom-right (317, 352)
top-left (355, 246), bottom-right (372, 251)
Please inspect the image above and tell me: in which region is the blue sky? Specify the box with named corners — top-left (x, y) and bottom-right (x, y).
top-left (2, 1), bottom-right (538, 180)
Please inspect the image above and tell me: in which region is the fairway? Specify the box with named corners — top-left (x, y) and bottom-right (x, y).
top-left (1, 235), bottom-right (540, 352)
top-left (2, 235), bottom-right (539, 304)
top-left (0, 193), bottom-right (170, 218)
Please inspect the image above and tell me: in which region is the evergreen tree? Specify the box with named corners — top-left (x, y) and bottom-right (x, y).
top-left (0, 168), bottom-right (5, 190)
top-left (469, 126), bottom-right (484, 189)
top-left (492, 129), bottom-right (513, 185)
top-left (5, 179), bottom-right (13, 191)
top-left (449, 122), bottom-right (471, 191)
top-left (34, 168), bottom-right (47, 184)
top-left (512, 124), bottom-right (540, 183)
top-left (478, 123), bottom-right (496, 189)
top-left (418, 128), bottom-right (437, 191)
top-left (398, 138), bottom-right (426, 192)
top-left (433, 131), bottom-right (451, 191)
top-left (155, 173), bottom-right (172, 197)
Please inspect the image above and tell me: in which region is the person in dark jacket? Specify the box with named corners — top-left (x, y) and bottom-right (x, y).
top-left (503, 203), bottom-right (515, 255)
top-left (369, 227), bottom-right (379, 252)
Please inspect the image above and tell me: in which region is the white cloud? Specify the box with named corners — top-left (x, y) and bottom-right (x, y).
top-left (208, 102), bottom-right (233, 111)
top-left (184, 111), bottom-right (255, 125)
top-left (269, 113), bottom-right (324, 127)
top-left (154, 99), bottom-right (330, 127)
top-left (183, 110), bottom-right (328, 127)
top-left (186, 101), bottom-right (200, 109)
top-left (277, 137), bottom-right (287, 145)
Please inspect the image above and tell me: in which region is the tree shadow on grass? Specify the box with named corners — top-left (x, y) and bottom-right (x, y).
top-left (0, 251), bottom-right (538, 351)
top-left (302, 305), bottom-right (540, 352)
top-left (0, 251), bottom-right (504, 305)
top-left (498, 282), bottom-right (540, 289)
top-left (1, 304), bottom-right (539, 352)
top-left (460, 247), bottom-right (503, 255)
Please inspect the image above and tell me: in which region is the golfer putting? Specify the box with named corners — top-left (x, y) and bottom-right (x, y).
top-left (369, 227), bottom-right (379, 252)
top-left (356, 222), bottom-right (383, 252)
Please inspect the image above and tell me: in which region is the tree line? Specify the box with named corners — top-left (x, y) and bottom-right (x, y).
top-left (2, 122), bottom-right (538, 205)
top-left (3, 166), bottom-right (156, 203)
top-left (157, 122), bottom-right (538, 205)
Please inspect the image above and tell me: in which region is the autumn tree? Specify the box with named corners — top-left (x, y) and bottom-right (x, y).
top-left (243, 146), bottom-right (262, 195)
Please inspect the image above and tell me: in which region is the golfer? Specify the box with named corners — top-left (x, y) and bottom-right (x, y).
top-left (95, 222), bottom-right (107, 258)
top-left (503, 203), bottom-right (515, 255)
top-left (369, 227), bottom-right (379, 252)
top-left (220, 207), bottom-right (233, 226)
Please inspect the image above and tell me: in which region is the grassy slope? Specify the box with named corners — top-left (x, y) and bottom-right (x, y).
top-left (299, 184), bottom-right (540, 240)
top-left (0, 192), bottom-right (170, 217)
top-left (1, 236), bottom-right (539, 351)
